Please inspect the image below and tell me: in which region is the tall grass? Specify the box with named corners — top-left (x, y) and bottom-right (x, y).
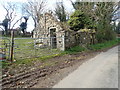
top-left (88, 39), bottom-right (120, 51)
top-left (65, 38), bottom-right (120, 54)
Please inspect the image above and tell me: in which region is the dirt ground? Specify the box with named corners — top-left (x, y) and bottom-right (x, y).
top-left (2, 50), bottom-right (102, 88)
top-left (32, 51), bottom-right (100, 88)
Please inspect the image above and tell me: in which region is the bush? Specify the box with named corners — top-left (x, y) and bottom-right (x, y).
top-left (88, 39), bottom-right (119, 50)
top-left (96, 21), bottom-right (116, 43)
top-left (67, 10), bottom-right (95, 31)
top-left (96, 30), bottom-right (116, 43)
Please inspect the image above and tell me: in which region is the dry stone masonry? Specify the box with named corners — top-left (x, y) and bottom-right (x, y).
top-left (33, 12), bottom-right (96, 51)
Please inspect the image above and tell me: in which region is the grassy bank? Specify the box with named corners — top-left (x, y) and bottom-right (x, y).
top-left (1, 53), bottom-right (62, 68)
top-left (65, 38), bottom-right (120, 54)
top-left (88, 38), bottom-right (120, 51)
top-left (1, 38), bottom-right (120, 69)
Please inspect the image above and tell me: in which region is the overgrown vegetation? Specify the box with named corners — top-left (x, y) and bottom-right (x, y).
top-left (69, 1), bottom-right (117, 43)
top-left (95, 2), bottom-right (116, 42)
top-left (88, 38), bottom-right (120, 50)
top-left (65, 38), bottom-right (120, 54)
top-left (67, 10), bottom-right (95, 31)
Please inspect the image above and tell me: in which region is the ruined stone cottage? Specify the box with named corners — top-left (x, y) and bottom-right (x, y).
top-left (33, 12), bottom-right (96, 51)
top-left (33, 12), bottom-right (67, 51)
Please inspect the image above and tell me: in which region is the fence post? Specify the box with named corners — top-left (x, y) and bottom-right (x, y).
top-left (50, 37), bottom-right (52, 49)
top-left (10, 30), bottom-right (14, 62)
top-left (34, 38), bottom-right (37, 57)
top-left (62, 35), bottom-right (65, 51)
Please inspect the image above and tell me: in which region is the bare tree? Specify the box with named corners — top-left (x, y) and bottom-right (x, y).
top-left (23, 0), bottom-right (46, 28)
top-left (1, 2), bottom-right (22, 35)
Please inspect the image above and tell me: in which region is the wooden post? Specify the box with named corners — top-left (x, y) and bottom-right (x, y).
top-left (10, 30), bottom-right (14, 62)
top-left (62, 35), bottom-right (65, 51)
top-left (50, 37), bottom-right (52, 49)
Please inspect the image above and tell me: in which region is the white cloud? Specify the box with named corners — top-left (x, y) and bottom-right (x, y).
top-left (26, 17), bottom-right (34, 32)
top-left (0, 7), bottom-right (6, 22)
top-left (46, 0), bottom-right (74, 12)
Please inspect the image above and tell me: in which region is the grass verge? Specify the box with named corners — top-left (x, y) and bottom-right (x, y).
top-left (88, 38), bottom-right (120, 51)
top-left (1, 38), bottom-right (120, 69)
top-left (1, 53), bottom-right (63, 68)
top-left (64, 38), bottom-right (120, 54)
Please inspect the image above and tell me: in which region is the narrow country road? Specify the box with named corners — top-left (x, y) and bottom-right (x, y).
top-left (53, 46), bottom-right (118, 88)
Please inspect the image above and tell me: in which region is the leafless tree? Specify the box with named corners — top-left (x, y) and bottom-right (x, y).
top-left (4, 3), bottom-right (22, 28)
top-left (1, 2), bottom-right (22, 34)
top-left (23, 0), bottom-right (46, 28)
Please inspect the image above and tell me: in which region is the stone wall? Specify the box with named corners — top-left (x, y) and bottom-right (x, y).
top-left (64, 30), bottom-right (77, 49)
top-left (77, 29), bottom-right (96, 47)
top-left (33, 13), bottom-right (66, 51)
top-left (64, 29), bottom-right (96, 49)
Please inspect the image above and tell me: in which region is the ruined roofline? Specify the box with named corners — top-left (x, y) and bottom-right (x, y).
top-left (39, 11), bottom-right (70, 32)
top-left (44, 12), bottom-right (58, 22)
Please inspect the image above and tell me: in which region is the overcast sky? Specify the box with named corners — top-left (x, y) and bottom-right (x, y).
top-left (0, 0), bottom-right (75, 32)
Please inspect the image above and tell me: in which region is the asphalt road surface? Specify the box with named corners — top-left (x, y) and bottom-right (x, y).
top-left (53, 46), bottom-right (118, 88)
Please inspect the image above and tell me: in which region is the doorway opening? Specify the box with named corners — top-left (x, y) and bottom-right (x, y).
top-left (50, 28), bottom-right (57, 48)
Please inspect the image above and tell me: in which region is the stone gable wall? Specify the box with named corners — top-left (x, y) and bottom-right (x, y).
top-left (33, 13), bottom-right (66, 51)
top-left (33, 13), bottom-right (96, 51)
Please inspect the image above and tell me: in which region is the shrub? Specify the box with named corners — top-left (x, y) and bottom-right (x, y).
top-left (68, 10), bottom-right (95, 31)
